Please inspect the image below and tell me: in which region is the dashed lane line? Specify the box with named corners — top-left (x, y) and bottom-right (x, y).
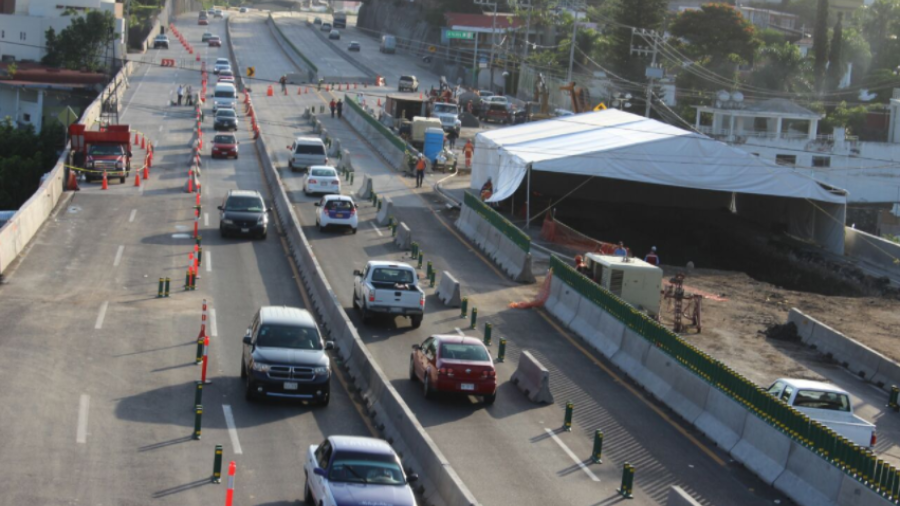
top-left (94, 302), bottom-right (109, 330)
top-left (543, 428), bottom-right (600, 482)
top-left (76, 394), bottom-right (90, 444)
top-left (113, 245), bottom-right (125, 267)
top-left (222, 405), bottom-right (243, 455)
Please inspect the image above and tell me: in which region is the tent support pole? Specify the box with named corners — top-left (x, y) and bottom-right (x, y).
top-left (525, 164), bottom-right (532, 229)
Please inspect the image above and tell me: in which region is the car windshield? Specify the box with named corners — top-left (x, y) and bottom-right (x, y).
top-left (325, 199), bottom-right (353, 211)
top-left (214, 135), bottom-right (236, 144)
top-left (328, 452), bottom-right (404, 485)
top-left (89, 144), bottom-right (124, 155)
top-left (225, 195), bottom-right (261, 211)
top-left (433, 104), bottom-right (457, 114)
top-left (311, 169), bottom-right (335, 177)
top-left (216, 109), bottom-right (236, 118)
top-left (295, 144), bottom-right (325, 155)
top-left (440, 342), bottom-right (490, 361)
top-left (256, 324), bottom-right (322, 350)
top-left (215, 90), bottom-right (235, 98)
top-left (371, 267), bottom-right (414, 284)
top-left (793, 389), bottom-right (851, 412)
top-left (400, 76), bottom-right (414, 82)
top-left (210, 37), bottom-right (220, 42)
top-left (216, 58), bottom-right (229, 65)
top-left (156, 35), bottom-right (167, 40)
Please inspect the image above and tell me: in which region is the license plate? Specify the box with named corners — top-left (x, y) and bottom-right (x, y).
top-left (460, 383), bottom-right (475, 391)
top-left (335, 213), bottom-right (347, 218)
top-left (391, 307), bottom-right (403, 313)
top-left (241, 228), bottom-right (249, 233)
top-left (284, 382), bottom-right (298, 390)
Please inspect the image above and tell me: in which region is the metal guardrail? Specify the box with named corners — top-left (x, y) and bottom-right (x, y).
top-left (463, 192), bottom-right (531, 253)
top-left (549, 255), bottom-right (900, 501)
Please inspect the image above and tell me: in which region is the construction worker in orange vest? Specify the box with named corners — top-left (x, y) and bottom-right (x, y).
top-left (463, 139), bottom-right (474, 169)
top-left (415, 154), bottom-right (426, 188)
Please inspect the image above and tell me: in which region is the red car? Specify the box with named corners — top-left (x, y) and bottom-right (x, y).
top-left (211, 133), bottom-right (238, 159)
top-left (208, 36), bottom-right (221, 47)
top-left (198, 18), bottom-right (208, 25)
top-left (410, 335), bottom-right (497, 404)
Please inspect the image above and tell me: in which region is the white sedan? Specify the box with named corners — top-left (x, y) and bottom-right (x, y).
top-left (315, 195), bottom-right (358, 234)
top-left (304, 166), bottom-right (341, 195)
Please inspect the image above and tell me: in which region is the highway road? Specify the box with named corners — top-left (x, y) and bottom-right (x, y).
top-left (0, 14), bottom-right (374, 505)
top-left (232, 12), bottom-right (784, 506)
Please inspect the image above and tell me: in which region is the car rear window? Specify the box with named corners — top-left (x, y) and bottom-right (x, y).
top-left (256, 324), bottom-right (322, 350)
top-left (793, 390), bottom-right (851, 412)
top-left (295, 144), bottom-right (325, 155)
top-left (214, 135), bottom-right (236, 144)
top-left (216, 58), bottom-right (229, 65)
top-left (216, 109), bottom-right (236, 117)
top-left (225, 195), bottom-right (263, 212)
top-left (371, 267), bottom-right (414, 284)
top-left (400, 76), bottom-right (413, 82)
top-left (328, 451), bottom-right (404, 485)
top-left (311, 168), bottom-right (335, 177)
top-left (215, 90), bottom-right (235, 98)
top-left (440, 343), bottom-right (490, 361)
top-left (325, 200), bottom-right (353, 211)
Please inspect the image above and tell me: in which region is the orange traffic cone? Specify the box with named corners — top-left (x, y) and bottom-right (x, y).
top-left (67, 170), bottom-right (80, 191)
top-left (143, 165), bottom-right (149, 180)
top-left (134, 173), bottom-right (141, 187)
top-left (267, 85), bottom-right (274, 97)
top-left (134, 133), bottom-right (139, 146)
top-left (326, 85), bottom-right (330, 92)
top-left (141, 136), bottom-right (146, 150)
top-left (377, 98), bottom-right (381, 107)
top-left (101, 171), bottom-right (108, 190)
top-left (187, 171), bottom-right (194, 193)
top-left (305, 86), bottom-right (309, 94)
top-left (298, 87), bottom-right (302, 95)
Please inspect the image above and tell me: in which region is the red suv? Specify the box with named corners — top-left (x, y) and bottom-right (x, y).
top-left (410, 335), bottom-right (497, 404)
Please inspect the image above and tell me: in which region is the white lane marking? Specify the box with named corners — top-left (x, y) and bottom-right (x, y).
top-left (129, 209), bottom-right (137, 223)
top-left (369, 222), bottom-right (383, 236)
top-left (223, 405), bottom-right (243, 455)
top-left (205, 250), bottom-right (212, 273)
top-left (543, 428), bottom-right (601, 482)
top-left (204, 212), bottom-right (209, 227)
top-left (76, 394), bottom-right (90, 444)
top-left (113, 245), bottom-right (125, 267)
top-left (454, 327), bottom-right (464, 336)
top-left (94, 301), bottom-right (109, 330)
top-left (158, 125), bottom-right (164, 132)
top-left (210, 308), bottom-right (218, 337)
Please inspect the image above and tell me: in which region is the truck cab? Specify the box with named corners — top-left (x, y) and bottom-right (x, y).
top-left (69, 124), bottom-right (132, 184)
top-left (432, 102), bottom-right (461, 134)
top-left (353, 261), bottom-right (425, 328)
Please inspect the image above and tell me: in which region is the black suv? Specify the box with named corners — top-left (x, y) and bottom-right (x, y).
top-left (218, 190), bottom-right (269, 239)
top-left (214, 108), bottom-right (238, 131)
top-left (241, 306), bottom-right (334, 405)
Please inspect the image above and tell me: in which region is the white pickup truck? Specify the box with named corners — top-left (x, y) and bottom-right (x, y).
top-left (767, 378), bottom-right (877, 448)
top-left (353, 261), bottom-right (425, 328)
top-left (432, 102), bottom-right (461, 135)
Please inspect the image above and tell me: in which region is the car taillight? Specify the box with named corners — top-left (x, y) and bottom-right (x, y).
top-left (481, 370), bottom-right (497, 378)
top-left (308, 179), bottom-right (317, 184)
top-left (368, 293), bottom-right (375, 302)
top-left (871, 433), bottom-right (877, 447)
top-left (420, 297), bottom-right (425, 307)
top-left (350, 207), bottom-right (356, 216)
top-left (331, 180), bottom-right (340, 185)
top-left (439, 367), bottom-right (454, 376)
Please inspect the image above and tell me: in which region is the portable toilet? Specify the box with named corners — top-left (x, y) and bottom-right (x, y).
top-left (583, 253), bottom-right (663, 317)
top-left (423, 127), bottom-right (444, 162)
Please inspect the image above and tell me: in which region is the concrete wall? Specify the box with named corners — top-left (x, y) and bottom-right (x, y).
top-left (0, 15), bottom-right (72, 61)
top-left (844, 226), bottom-right (900, 277)
top-left (25, 0), bottom-right (116, 17)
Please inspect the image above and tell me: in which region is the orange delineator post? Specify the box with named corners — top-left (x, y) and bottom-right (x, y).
top-left (224, 462), bottom-right (236, 506)
top-left (201, 335), bottom-right (210, 383)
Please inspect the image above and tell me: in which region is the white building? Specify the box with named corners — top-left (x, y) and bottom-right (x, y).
top-left (0, 0), bottom-right (123, 63)
top-left (694, 96), bottom-right (900, 207)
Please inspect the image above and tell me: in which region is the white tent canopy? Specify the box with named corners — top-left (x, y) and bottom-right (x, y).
top-left (470, 109), bottom-right (848, 253)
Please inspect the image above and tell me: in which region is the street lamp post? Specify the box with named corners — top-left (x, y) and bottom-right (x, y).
top-left (611, 92), bottom-right (632, 110)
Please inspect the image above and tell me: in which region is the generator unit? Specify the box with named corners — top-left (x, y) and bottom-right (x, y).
top-left (583, 253), bottom-right (663, 317)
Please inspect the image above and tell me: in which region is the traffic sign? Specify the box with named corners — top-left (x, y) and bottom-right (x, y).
top-left (428, 46), bottom-right (436, 53)
top-left (57, 106), bottom-right (78, 127)
top-left (446, 30), bottom-right (474, 40)
top-left (247, 67), bottom-right (255, 77)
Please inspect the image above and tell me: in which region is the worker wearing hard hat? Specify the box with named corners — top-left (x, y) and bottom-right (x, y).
top-left (644, 246), bottom-right (660, 266)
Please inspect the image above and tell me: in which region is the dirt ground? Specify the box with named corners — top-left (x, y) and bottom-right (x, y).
top-left (657, 266), bottom-right (900, 386)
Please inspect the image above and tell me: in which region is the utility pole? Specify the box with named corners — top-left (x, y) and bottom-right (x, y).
top-left (475, 0), bottom-right (499, 92)
top-left (644, 32), bottom-right (659, 118)
top-left (631, 28), bottom-right (662, 118)
top-left (563, 0), bottom-right (584, 84)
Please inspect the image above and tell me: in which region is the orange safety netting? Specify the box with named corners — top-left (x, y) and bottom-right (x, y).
top-left (509, 269), bottom-right (553, 309)
top-left (540, 214), bottom-right (627, 256)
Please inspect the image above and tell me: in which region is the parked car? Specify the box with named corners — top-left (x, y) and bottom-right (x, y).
top-left (410, 335), bottom-right (497, 404)
top-left (304, 436), bottom-right (418, 506)
top-left (287, 136), bottom-right (328, 172)
top-left (482, 102), bottom-right (512, 124)
top-left (353, 261), bottom-right (424, 328)
top-left (304, 166), bottom-right (341, 195)
top-left (208, 35), bottom-right (222, 47)
top-left (347, 41), bottom-right (361, 52)
top-left (313, 16), bottom-right (322, 24)
top-left (321, 22), bottom-right (332, 31)
top-left (219, 189), bottom-right (268, 238)
top-left (201, 32), bottom-right (213, 42)
top-left (214, 57), bottom-right (231, 74)
top-left (329, 29), bottom-right (340, 40)
top-left (767, 378), bottom-right (877, 448)
top-left (214, 108), bottom-right (239, 131)
top-left (153, 34), bottom-right (169, 49)
top-left (241, 306), bottom-right (333, 403)
top-left (211, 133), bottom-right (239, 159)
top-left (315, 195), bottom-right (358, 234)
top-left (398, 75), bottom-right (419, 92)
top-left (239, 6), bottom-right (248, 13)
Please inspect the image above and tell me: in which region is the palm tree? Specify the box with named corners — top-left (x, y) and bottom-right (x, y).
top-left (752, 42), bottom-right (812, 93)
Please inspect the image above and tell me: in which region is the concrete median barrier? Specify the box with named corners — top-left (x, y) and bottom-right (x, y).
top-left (730, 414), bottom-right (791, 485)
top-left (873, 359), bottom-right (900, 390)
top-left (662, 364), bottom-right (710, 424)
top-left (542, 277), bottom-right (564, 319)
top-left (568, 298), bottom-right (604, 349)
top-left (836, 472), bottom-right (892, 506)
top-left (788, 308), bottom-right (817, 343)
top-left (610, 329), bottom-right (651, 382)
top-left (454, 205), bottom-right (476, 239)
top-left (436, 271), bottom-right (462, 307)
top-left (640, 345), bottom-right (677, 401)
top-left (773, 440), bottom-right (843, 506)
top-left (355, 174), bottom-right (373, 200)
top-left (375, 197), bottom-right (393, 226)
top-left (693, 387), bottom-right (748, 452)
top-left (551, 284), bottom-right (582, 329)
top-left (667, 487), bottom-right (702, 506)
top-left (593, 311), bottom-right (626, 358)
top-left (394, 222), bottom-right (412, 250)
top-left (510, 351), bottom-right (554, 404)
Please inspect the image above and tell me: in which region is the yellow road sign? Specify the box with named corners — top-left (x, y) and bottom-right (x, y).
top-left (247, 67), bottom-right (255, 77)
top-left (428, 46), bottom-right (436, 53)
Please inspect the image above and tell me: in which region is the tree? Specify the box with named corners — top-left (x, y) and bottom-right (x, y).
top-left (42, 11), bottom-right (115, 71)
top-left (750, 42), bottom-right (812, 93)
top-left (0, 118), bottom-right (64, 210)
top-left (608, 0), bottom-right (667, 81)
top-left (812, 0), bottom-right (829, 93)
top-left (669, 4), bottom-right (759, 66)
top-left (856, 0), bottom-right (900, 71)
top-left (826, 13), bottom-right (844, 91)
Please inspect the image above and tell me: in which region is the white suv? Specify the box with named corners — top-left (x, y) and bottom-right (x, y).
top-left (315, 195), bottom-right (358, 234)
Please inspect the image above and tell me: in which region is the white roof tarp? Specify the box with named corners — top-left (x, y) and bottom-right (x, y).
top-left (471, 109), bottom-right (846, 205)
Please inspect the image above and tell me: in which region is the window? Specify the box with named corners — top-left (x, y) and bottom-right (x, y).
top-left (315, 440), bottom-right (332, 468)
top-left (224, 195), bottom-right (263, 212)
top-left (439, 342), bottom-right (490, 361)
top-left (294, 143), bottom-right (325, 155)
top-left (371, 267), bottom-right (414, 284)
top-left (793, 389), bottom-right (851, 412)
top-left (23, 113), bottom-right (31, 122)
top-left (767, 381), bottom-right (785, 397)
top-left (812, 156), bottom-right (831, 168)
top-left (311, 168), bottom-right (335, 177)
top-left (775, 154), bottom-right (797, 166)
top-left (328, 451), bottom-right (404, 485)
top-left (255, 324), bottom-right (322, 350)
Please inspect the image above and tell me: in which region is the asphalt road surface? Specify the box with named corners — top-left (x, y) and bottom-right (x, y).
top-left (231, 12), bottom-right (786, 506)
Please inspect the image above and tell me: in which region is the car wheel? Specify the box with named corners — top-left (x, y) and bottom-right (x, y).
top-left (352, 293), bottom-right (359, 310)
top-left (244, 377), bottom-right (256, 402)
top-left (319, 224), bottom-right (326, 233)
top-left (319, 391), bottom-right (330, 407)
top-left (360, 304), bottom-right (370, 323)
top-left (483, 393), bottom-right (497, 405)
top-left (351, 228), bottom-right (357, 234)
top-left (235, 153), bottom-right (239, 159)
top-left (411, 315), bottom-right (423, 329)
top-left (409, 357), bottom-right (417, 382)
top-left (120, 176), bottom-right (126, 184)
top-left (423, 374), bottom-right (434, 399)
top-left (304, 474), bottom-right (313, 505)
top-left (260, 230), bottom-right (268, 240)
top-left (240, 360), bottom-right (247, 379)
top-left (220, 226), bottom-right (227, 238)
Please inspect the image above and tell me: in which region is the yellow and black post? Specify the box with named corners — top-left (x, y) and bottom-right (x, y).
top-left (193, 405), bottom-right (203, 440)
top-left (212, 444), bottom-right (223, 483)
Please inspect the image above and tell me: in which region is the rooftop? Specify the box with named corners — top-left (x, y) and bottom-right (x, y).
top-left (0, 62), bottom-right (107, 87)
top-left (696, 98), bottom-right (821, 118)
top-left (444, 12), bottom-right (523, 30)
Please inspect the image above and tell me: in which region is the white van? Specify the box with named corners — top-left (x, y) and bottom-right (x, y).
top-left (287, 137), bottom-right (328, 172)
top-left (213, 82), bottom-right (237, 112)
